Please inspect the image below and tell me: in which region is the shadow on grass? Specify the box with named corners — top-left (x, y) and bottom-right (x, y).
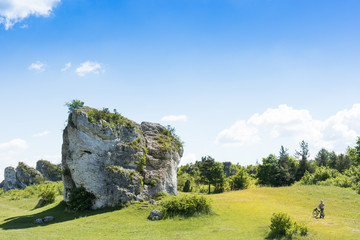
top-left (0, 201), bottom-right (121, 230)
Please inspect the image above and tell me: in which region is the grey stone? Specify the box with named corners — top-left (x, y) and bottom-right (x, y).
top-left (148, 210), bottom-right (162, 220)
top-left (149, 199), bottom-right (157, 205)
top-left (3, 167), bottom-right (26, 192)
top-left (43, 216), bottom-right (54, 222)
top-left (36, 160), bottom-right (62, 181)
top-left (62, 107), bottom-right (183, 209)
top-left (16, 162), bottom-right (43, 186)
top-left (34, 218), bottom-right (43, 224)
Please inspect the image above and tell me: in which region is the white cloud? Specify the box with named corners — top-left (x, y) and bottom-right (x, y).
top-left (0, 0), bottom-right (61, 30)
top-left (0, 138), bottom-right (28, 151)
top-left (161, 115), bottom-right (188, 122)
top-left (0, 138), bottom-right (29, 181)
top-left (76, 61), bottom-right (104, 77)
top-left (180, 153), bottom-right (197, 165)
top-left (28, 61), bottom-right (45, 72)
top-left (33, 131), bottom-right (50, 137)
top-left (61, 62), bottom-right (71, 72)
top-left (216, 104), bottom-right (360, 150)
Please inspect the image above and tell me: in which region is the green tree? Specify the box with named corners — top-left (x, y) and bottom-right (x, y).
top-left (335, 153), bottom-right (352, 173)
top-left (199, 156), bottom-right (225, 193)
top-left (65, 99), bottom-right (84, 113)
top-left (315, 148), bottom-right (330, 167)
top-left (355, 137), bottom-right (360, 165)
top-left (276, 146), bottom-right (297, 186)
top-left (257, 154), bottom-right (278, 186)
top-left (295, 140), bottom-right (310, 181)
top-left (229, 167), bottom-right (251, 190)
top-left (328, 151), bottom-right (338, 169)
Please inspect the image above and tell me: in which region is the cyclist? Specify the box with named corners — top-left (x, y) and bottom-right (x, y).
top-left (318, 200), bottom-right (325, 218)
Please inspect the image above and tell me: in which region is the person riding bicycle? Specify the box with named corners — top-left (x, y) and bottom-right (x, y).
top-left (318, 200), bottom-right (325, 218)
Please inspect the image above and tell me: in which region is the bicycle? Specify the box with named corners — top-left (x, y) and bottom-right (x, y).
top-left (312, 208), bottom-right (325, 219)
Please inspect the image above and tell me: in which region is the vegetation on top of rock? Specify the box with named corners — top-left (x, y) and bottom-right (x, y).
top-left (37, 160), bottom-right (62, 181)
top-left (156, 125), bottom-right (183, 152)
top-left (17, 162), bottom-right (43, 181)
top-left (82, 106), bottom-right (137, 129)
top-left (65, 99), bottom-right (84, 113)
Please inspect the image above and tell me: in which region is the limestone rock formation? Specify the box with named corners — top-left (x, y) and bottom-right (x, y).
top-left (1, 162), bottom-right (47, 192)
top-left (36, 160), bottom-right (62, 181)
top-left (16, 162), bottom-right (44, 186)
top-left (62, 106), bottom-right (183, 209)
top-left (3, 167), bottom-right (26, 192)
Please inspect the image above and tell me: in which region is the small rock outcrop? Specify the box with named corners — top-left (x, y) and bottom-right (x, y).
top-left (62, 106), bottom-right (183, 209)
top-left (2, 167), bottom-right (26, 192)
top-left (16, 162), bottom-right (43, 186)
top-left (1, 162), bottom-right (46, 192)
top-left (148, 210), bottom-right (162, 220)
top-left (36, 160), bottom-right (62, 181)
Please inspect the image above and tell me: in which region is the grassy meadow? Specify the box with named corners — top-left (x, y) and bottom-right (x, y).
top-left (0, 185), bottom-right (360, 239)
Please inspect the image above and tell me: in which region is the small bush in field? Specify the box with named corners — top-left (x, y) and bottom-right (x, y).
top-left (161, 194), bottom-right (211, 218)
top-left (67, 187), bottom-right (94, 212)
top-left (38, 183), bottom-right (56, 205)
top-left (268, 212), bottom-right (308, 239)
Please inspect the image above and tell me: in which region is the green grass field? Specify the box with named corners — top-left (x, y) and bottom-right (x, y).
top-left (1, 185), bottom-right (360, 239)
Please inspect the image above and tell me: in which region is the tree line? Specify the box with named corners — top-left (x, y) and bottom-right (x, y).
top-left (178, 137), bottom-right (360, 194)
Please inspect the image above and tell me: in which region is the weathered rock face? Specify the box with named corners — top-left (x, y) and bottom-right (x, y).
top-left (62, 107), bottom-right (183, 209)
top-left (16, 162), bottom-right (43, 186)
top-left (36, 160), bottom-right (62, 181)
top-left (3, 167), bottom-right (26, 192)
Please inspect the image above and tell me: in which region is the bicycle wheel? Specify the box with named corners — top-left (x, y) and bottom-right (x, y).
top-left (312, 210), bottom-right (319, 218)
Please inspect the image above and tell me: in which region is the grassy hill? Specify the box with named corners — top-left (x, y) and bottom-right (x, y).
top-left (1, 185), bottom-right (360, 239)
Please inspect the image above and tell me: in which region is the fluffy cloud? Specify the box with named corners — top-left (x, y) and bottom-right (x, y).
top-left (0, 138), bottom-right (28, 151)
top-left (216, 104), bottom-right (360, 150)
top-left (28, 61), bottom-right (45, 72)
top-left (180, 153), bottom-right (197, 165)
top-left (0, 138), bottom-right (29, 180)
top-left (76, 61), bottom-right (104, 77)
top-left (33, 131), bottom-right (50, 137)
top-left (0, 0), bottom-right (61, 30)
top-left (61, 62), bottom-right (71, 72)
top-left (161, 115), bottom-right (188, 122)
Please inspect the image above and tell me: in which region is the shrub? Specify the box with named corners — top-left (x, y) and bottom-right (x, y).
top-left (67, 187), bottom-right (94, 212)
top-left (38, 183), bottom-right (57, 205)
top-left (161, 194), bottom-right (211, 218)
top-left (183, 180), bottom-right (191, 192)
top-left (0, 188), bottom-right (4, 196)
top-left (299, 167), bottom-right (339, 185)
top-left (268, 212), bottom-right (308, 239)
top-left (269, 212), bottom-right (295, 237)
top-left (65, 99), bottom-right (84, 113)
top-left (229, 168), bottom-right (251, 190)
top-left (153, 191), bottom-right (168, 200)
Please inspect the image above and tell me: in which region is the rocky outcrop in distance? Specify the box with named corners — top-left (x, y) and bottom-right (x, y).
top-left (36, 160), bottom-right (62, 182)
top-left (0, 160), bottom-right (62, 192)
top-left (62, 106), bottom-right (183, 209)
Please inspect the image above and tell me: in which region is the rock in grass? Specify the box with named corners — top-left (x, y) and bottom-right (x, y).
top-left (148, 210), bottom-right (162, 220)
top-left (43, 216), bottom-right (54, 222)
top-left (149, 199), bottom-right (157, 205)
top-left (62, 106), bottom-right (183, 209)
top-left (34, 218), bottom-right (43, 224)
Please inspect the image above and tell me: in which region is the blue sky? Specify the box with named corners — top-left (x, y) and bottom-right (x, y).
top-left (1, 0), bottom-right (360, 181)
